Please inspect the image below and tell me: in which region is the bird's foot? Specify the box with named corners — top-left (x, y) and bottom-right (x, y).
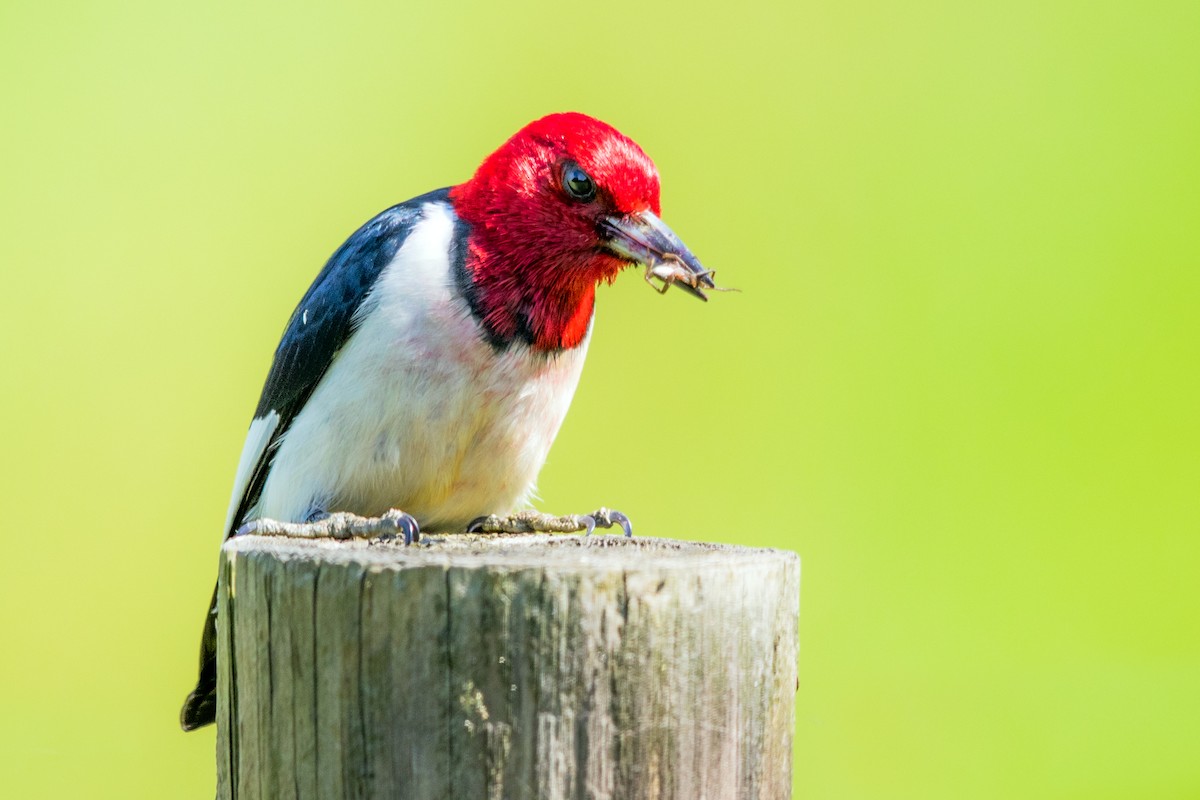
top-left (237, 509), bottom-right (421, 545)
top-left (466, 507), bottom-right (633, 538)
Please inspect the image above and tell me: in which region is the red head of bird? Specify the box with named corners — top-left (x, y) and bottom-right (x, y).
top-left (451, 112), bottom-right (707, 352)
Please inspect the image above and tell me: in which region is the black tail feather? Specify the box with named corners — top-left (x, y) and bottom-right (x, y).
top-left (180, 583), bottom-right (219, 731)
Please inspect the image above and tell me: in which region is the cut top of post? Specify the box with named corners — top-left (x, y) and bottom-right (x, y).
top-left (222, 532), bottom-right (799, 574)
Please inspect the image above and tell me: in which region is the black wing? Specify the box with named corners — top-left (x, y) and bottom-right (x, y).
top-left (225, 187), bottom-right (455, 539)
top-left (183, 187), bottom-right (454, 732)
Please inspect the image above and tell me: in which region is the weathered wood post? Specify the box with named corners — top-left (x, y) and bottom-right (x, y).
top-left (216, 534), bottom-right (800, 799)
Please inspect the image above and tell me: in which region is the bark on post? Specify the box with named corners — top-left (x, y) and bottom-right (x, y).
top-left (215, 533), bottom-right (800, 799)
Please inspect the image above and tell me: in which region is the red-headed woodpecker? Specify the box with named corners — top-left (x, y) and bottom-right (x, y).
top-left (181, 112), bottom-right (715, 731)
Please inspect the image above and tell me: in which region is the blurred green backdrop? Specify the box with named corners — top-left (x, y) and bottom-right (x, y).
top-left (2, 0), bottom-right (1197, 797)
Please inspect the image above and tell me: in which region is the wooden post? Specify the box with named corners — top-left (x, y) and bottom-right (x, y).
top-left (216, 533), bottom-right (800, 799)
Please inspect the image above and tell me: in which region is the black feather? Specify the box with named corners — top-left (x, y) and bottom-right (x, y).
top-left (228, 188), bottom-right (453, 540)
top-left (180, 188), bottom-right (456, 731)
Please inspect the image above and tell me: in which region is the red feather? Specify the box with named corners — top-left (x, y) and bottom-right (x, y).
top-left (451, 113), bottom-right (661, 351)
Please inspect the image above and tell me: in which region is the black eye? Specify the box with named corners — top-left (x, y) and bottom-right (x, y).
top-left (562, 163), bottom-right (596, 201)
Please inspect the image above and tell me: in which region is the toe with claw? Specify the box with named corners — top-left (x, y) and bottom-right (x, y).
top-left (236, 509), bottom-right (422, 545)
top-left (467, 507), bottom-right (633, 538)
top-left (580, 507), bottom-right (634, 538)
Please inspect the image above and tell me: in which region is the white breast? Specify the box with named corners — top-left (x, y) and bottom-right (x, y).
top-left (251, 201), bottom-right (590, 531)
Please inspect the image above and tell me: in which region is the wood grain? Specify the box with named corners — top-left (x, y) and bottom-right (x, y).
top-left (216, 533), bottom-right (799, 799)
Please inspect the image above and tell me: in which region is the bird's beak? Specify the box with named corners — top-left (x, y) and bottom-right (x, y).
top-left (600, 211), bottom-right (716, 301)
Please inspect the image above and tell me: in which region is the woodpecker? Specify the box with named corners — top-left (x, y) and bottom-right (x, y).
top-left (180, 112), bottom-right (715, 731)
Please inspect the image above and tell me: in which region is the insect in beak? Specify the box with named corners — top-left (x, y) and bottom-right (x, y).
top-left (600, 211), bottom-right (729, 301)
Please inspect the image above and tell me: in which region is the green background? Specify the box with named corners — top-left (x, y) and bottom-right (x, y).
top-left (2, 0), bottom-right (1197, 797)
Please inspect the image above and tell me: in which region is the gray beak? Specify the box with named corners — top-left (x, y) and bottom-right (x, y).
top-left (600, 211), bottom-right (716, 300)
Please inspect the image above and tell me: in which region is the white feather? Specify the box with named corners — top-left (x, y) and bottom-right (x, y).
top-left (223, 411), bottom-right (279, 536)
top-left (250, 200), bottom-right (590, 531)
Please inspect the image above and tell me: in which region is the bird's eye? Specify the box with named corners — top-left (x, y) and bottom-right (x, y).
top-left (562, 164), bottom-right (596, 202)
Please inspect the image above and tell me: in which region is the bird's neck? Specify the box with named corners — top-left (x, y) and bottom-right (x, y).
top-left (463, 239), bottom-right (598, 352)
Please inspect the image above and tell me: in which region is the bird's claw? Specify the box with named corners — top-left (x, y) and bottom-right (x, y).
top-left (466, 507), bottom-right (633, 538)
top-left (235, 509), bottom-right (421, 545)
top-left (580, 507), bottom-right (634, 538)
top-left (380, 509), bottom-right (421, 545)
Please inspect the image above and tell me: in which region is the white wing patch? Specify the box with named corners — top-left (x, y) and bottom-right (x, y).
top-left (222, 410), bottom-right (280, 537)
